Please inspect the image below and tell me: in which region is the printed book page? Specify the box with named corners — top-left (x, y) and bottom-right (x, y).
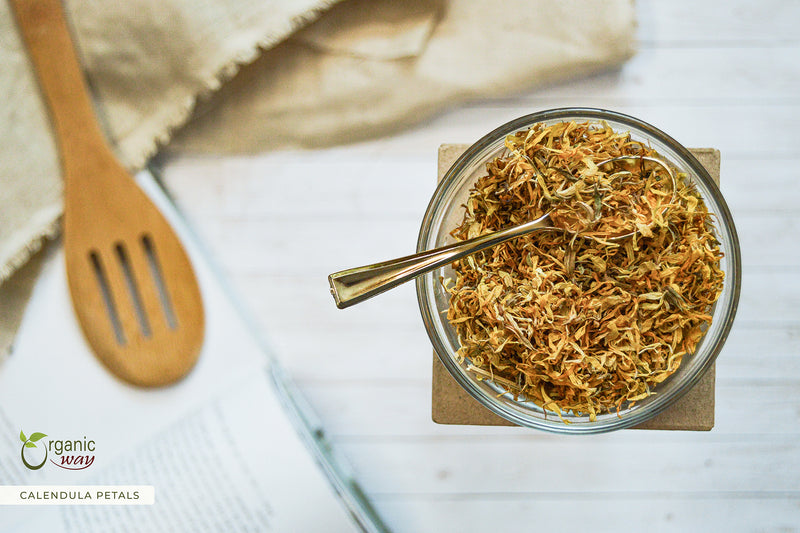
top-left (0, 171), bottom-right (360, 532)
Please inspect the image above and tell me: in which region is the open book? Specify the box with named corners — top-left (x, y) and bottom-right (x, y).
top-left (0, 170), bottom-right (386, 532)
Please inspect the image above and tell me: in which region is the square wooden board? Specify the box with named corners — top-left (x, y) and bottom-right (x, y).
top-left (432, 146), bottom-right (720, 431)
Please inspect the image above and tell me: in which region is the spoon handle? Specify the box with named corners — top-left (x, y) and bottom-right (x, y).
top-left (10, 0), bottom-right (107, 165)
top-left (329, 213), bottom-right (552, 308)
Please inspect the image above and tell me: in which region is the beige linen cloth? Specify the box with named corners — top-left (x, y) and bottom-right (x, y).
top-left (0, 0), bottom-right (635, 358)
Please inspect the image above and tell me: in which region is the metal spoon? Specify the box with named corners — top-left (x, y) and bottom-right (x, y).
top-left (328, 156), bottom-right (675, 309)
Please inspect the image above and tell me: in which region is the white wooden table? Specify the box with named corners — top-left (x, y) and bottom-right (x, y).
top-left (160, 1), bottom-right (800, 530)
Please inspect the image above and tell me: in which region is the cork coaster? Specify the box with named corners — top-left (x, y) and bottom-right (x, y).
top-left (431, 145), bottom-right (720, 431)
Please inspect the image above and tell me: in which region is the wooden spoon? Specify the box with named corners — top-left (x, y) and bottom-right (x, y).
top-left (11, 0), bottom-right (204, 386)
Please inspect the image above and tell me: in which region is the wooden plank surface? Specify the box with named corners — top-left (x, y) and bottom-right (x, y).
top-left (160, 0), bottom-right (800, 530)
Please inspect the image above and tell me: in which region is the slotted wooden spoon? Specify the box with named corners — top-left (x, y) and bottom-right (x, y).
top-left (12, 0), bottom-right (204, 387)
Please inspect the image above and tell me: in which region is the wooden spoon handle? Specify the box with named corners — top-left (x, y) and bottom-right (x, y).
top-left (11, 0), bottom-right (108, 163)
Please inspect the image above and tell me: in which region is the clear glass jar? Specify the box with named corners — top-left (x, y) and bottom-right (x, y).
top-left (416, 108), bottom-right (742, 434)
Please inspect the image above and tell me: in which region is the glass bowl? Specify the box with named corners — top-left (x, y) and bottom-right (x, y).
top-left (415, 108), bottom-right (741, 434)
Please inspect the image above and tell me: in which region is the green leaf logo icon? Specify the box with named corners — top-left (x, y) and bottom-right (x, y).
top-left (19, 430), bottom-right (48, 470)
top-left (20, 431), bottom-right (47, 448)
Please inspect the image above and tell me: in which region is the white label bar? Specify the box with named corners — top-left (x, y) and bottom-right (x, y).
top-left (0, 486), bottom-right (154, 505)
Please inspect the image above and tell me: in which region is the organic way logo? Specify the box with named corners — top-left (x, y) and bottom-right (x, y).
top-left (19, 430), bottom-right (96, 471)
top-left (19, 430), bottom-right (48, 470)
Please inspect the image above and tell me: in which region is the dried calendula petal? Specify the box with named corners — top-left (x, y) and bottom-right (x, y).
top-left (445, 121), bottom-right (725, 421)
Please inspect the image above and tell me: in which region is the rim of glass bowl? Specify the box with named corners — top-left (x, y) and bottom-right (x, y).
top-left (415, 107), bottom-right (742, 434)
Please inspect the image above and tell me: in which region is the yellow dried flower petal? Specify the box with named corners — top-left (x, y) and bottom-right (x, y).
top-left (446, 121), bottom-right (724, 419)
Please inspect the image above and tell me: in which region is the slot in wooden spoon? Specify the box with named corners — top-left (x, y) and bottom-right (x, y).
top-left (12, 0), bottom-right (204, 386)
